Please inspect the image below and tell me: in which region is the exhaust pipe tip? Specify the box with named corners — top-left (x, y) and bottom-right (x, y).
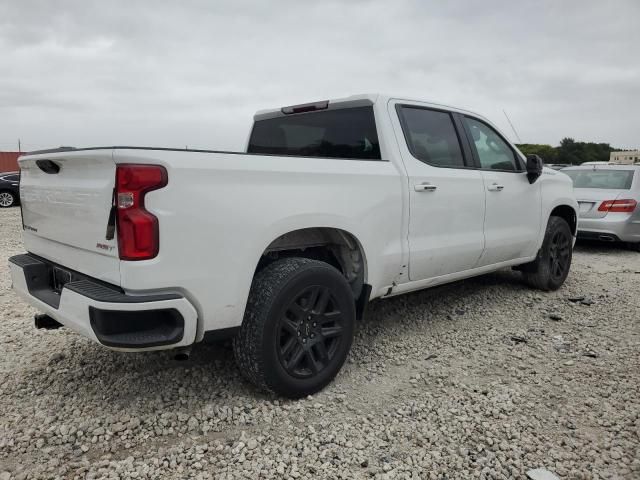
top-left (174, 348), bottom-right (191, 361)
top-left (598, 235), bottom-right (616, 242)
top-left (34, 313), bottom-right (63, 330)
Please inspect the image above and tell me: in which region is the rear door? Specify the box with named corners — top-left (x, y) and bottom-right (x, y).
top-left (392, 103), bottom-right (485, 281)
top-left (460, 116), bottom-right (541, 266)
top-left (18, 150), bottom-right (120, 284)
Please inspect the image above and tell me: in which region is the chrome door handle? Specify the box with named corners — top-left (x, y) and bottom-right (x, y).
top-left (414, 183), bottom-right (437, 192)
top-left (487, 183), bottom-right (504, 191)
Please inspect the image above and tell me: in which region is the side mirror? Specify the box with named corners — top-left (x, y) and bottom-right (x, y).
top-left (526, 154), bottom-right (543, 184)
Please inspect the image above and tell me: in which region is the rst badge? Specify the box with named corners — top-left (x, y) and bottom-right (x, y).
top-left (96, 242), bottom-right (115, 252)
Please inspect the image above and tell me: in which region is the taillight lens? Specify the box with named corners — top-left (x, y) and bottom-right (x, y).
top-left (115, 164), bottom-right (168, 260)
top-left (598, 199), bottom-right (637, 213)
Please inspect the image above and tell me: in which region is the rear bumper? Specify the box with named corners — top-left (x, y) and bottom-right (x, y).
top-left (9, 253), bottom-right (198, 351)
top-left (577, 216), bottom-right (640, 243)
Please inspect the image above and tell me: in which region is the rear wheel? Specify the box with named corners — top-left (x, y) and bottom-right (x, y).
top-left (521, 216), bottom-right (573, 291)
top-left (0, 191), bottom-right (15, 208)
top-left (233, 257), bottom-right (355, 398)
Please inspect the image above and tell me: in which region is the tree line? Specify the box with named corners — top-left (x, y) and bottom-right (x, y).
top-left (516, 138), bottom-right (620, 165)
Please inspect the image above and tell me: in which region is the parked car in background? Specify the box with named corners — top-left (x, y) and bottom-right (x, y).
top-left (0, 171), bottom-right (20, 208)
top-left (8, 94), bottom-right (578, 397)
top-left (580, 161), bottom-right (608, 166)
top-left (563, 164), bottom-right (640, 250)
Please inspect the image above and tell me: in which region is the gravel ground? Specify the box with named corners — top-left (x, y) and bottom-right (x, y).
top-left (0, 207), bottom-right (638, 479)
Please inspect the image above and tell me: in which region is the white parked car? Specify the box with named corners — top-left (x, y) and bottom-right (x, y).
top-left (9, 94), bottom-right (578, 397)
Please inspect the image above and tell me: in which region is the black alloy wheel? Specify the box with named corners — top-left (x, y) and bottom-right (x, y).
top-left (277, 285), bottom-right (345, 379)
top-left (233, 257), bottom-right (356, 398)
top-left (522, 216), bottom-right (573, 291)
top-left (548, 229), bottom-right (571, 282)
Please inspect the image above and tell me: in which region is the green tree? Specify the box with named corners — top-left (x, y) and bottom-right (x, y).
top-left (516, 139), bottom-right (619, 165)
top-left (516, 144), bottom-right (558, 164)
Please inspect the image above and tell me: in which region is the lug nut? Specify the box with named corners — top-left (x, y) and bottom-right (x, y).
top-left (302, 339), bottom-right (307, 344)
top-left (312, 322), bottom-right (317, 327)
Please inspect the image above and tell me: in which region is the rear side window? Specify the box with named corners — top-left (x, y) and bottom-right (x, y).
top-left (397, 106), bottom-right (465, 167)
top-left (248, 106), bottom-right (381, 160)
top-left (1, 174), bottom-right (18, 182)
top-left (564, 169), bottom-right (635, 189)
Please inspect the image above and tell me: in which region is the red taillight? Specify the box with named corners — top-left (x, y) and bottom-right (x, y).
top-left (598, 199), bottom-right (637, 213)
top-left (115, 164), bottom-right (167, 260)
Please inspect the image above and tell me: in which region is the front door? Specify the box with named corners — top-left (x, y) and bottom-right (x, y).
top-left (461, 116), bottom-right (541, 266)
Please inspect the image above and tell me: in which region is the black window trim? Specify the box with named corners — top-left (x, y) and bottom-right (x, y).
top-left (459, 114), bottom-right (526, 173)
top-left (395, 104), bottom-right (476, 170)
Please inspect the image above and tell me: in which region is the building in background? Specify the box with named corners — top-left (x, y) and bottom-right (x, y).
top-left (610, 150), bottom-right (640, 164)
top-left (0, 152), bottom-right (21, 173)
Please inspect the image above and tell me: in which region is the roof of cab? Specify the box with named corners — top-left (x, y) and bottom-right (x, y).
top-left (253, 93), bottom-right (487, 122)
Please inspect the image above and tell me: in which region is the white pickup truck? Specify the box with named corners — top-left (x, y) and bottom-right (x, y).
top-left (9, 94), bottom-right (578, 397)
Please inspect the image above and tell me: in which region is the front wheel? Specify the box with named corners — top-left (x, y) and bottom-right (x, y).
top-left (233, 257), bottom-right (355, 398)
top-left (0, 191), bottom-right (16, 208)
top-left (521, 216), bottom-right (573, 291)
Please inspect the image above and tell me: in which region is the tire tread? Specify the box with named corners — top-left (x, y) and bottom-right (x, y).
top-left (233, 257), bottom-right (346, 395)
top-left (523, 216), bottom-right (572, 291)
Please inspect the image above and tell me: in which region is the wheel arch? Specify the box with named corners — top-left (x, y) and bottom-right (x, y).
top-left (549, 204), bottom-right (577, 236)
top-left (258, 227), bottom-right (369, 308)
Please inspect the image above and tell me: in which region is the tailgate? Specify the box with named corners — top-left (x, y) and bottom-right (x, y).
top-left (18, 150), bottom-right (120, 285)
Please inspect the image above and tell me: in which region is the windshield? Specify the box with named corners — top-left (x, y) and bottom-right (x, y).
top-left (564, 169), bottom-right (635, 190)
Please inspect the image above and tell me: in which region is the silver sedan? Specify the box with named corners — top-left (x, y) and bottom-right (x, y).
top-left (562, 165), bottom-right (640, 249)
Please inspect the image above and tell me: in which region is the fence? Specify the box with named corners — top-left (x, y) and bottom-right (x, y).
top-left (0, 152), bottom-right (21, 173)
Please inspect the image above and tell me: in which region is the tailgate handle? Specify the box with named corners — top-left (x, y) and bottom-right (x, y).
top-left (36, 159), bottom-right (60, 174)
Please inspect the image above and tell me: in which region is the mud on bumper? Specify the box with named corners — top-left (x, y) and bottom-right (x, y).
top-left (8, 254), bottom-right (198, 350)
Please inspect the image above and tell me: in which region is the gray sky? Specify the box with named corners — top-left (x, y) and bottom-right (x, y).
top-left (1, 0), bottom-right (638, 152)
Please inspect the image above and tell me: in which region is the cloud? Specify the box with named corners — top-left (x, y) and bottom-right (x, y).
top-left (0, 0), bottom-right (638, 151)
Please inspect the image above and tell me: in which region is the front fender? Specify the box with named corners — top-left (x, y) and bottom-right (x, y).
top-left (536, 170), bottom-right (578, 250)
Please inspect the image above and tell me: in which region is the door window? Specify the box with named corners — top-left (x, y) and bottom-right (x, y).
top-left (398, 106), bottom-right (466, 168)
top-left (464, 117), bottom-right (519, 171)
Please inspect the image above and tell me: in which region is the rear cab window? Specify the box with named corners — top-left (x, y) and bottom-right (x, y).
top-left (248, 106), bottom-right (381, 160)
top-left (564, 169), bottom-right (635, 189)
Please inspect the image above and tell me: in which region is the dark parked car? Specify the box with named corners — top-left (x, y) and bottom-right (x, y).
top-left (0, 171), bottom-right (20, 208)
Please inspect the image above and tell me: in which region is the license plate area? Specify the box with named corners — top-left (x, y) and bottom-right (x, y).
top-left (578, 202), bottom-right (595, 214)
top-left (51, 266), bottom-right (72, 293)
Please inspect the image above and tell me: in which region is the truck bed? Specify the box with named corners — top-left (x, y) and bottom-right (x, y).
top-left (18, 146), bottom-right (405, 340)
